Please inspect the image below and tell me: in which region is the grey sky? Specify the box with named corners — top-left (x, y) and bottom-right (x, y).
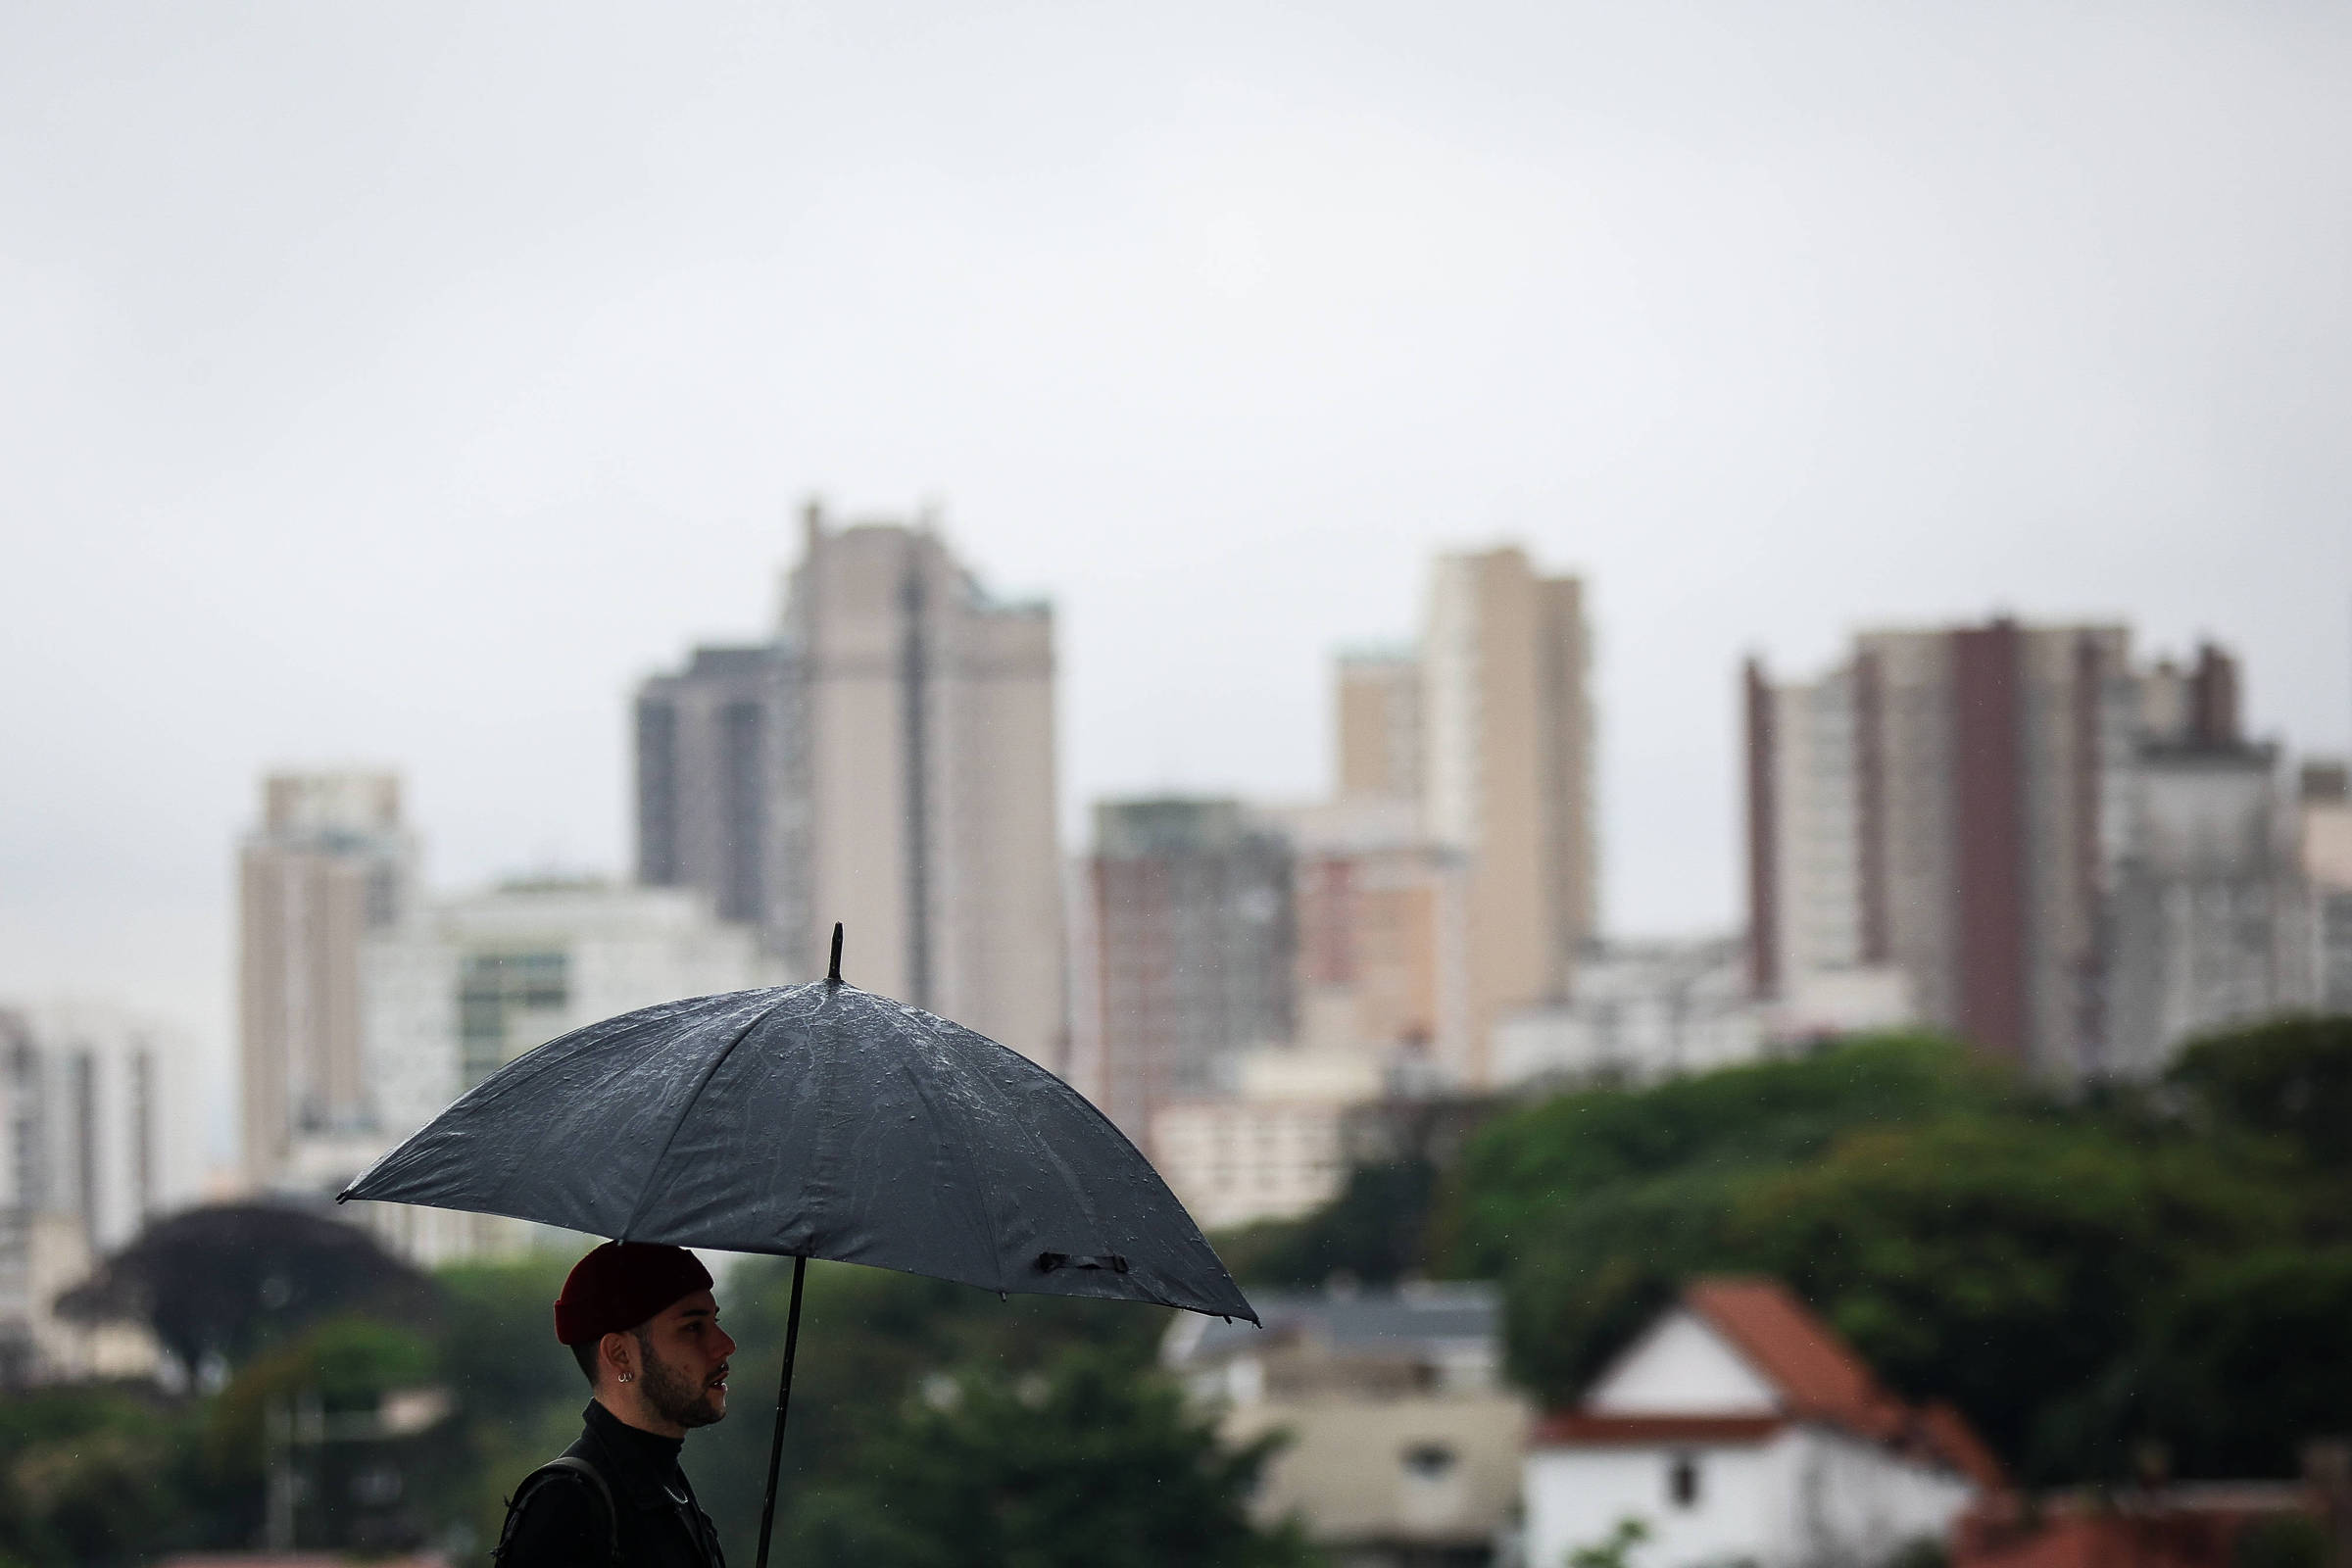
top-left (4, 2), bottom-right (2349, 1111)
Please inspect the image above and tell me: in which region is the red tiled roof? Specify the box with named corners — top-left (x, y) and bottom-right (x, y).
top-left (1684, 1278), bottom-right (2005, 1485)
top-left (1539, 1276), bottom-right (2005, 1486)
top-left (1534, 1412), bottom-right (1786, 1446)
top-left (1685, 1277), bottom-right (1909, 1442)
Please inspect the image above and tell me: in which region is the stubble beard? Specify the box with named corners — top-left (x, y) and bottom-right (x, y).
top-left (635, 1336), bottom-right (727, 1429)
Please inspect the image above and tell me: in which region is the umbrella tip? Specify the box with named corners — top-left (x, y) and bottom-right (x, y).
top-left (828, 922), bottom-right (844, 984)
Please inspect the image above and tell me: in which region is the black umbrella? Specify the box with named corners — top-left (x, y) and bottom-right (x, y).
top-left (339, 926), bottom-right (1253, 1568)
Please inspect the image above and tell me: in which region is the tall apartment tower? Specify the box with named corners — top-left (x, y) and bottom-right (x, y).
top-left (634, 644), bottom-right (805, 949)
top-left (635, 503), bottom-right (1065, 1067)
top-left (238, 771), bottom-right (413, 1189)
top-left (1745, 621), bottom-right (2299, 1077)
top-left (0, 1004), bottom-right (193, 1381)
top-left (1335, 648), bottom-right (1423, 803)
top-left (1420, 547), bottom-right (1596, 1081)
top-left (1746, 621), bottom-right (2133, 1072)
top-left (2107, 649), bottom-right (2308, 1072)
top-left (1071, 799), bottom-right (1296, 1146)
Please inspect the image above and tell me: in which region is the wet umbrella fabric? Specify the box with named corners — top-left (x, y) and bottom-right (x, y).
top-left (339, 977), bottom-right (1252, 1320)
top-left (337, 952), bottom-right (1255, 1568)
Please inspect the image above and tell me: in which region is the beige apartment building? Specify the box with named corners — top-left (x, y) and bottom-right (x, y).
top-left (1413, 548), bottom-right (1596, 1083)
top-left (1336, 648), bottom-right (1423, 804)
top-left (635, 505), bottom-right (1065, 1068)
top-left (786, 506), bottom-right (1065, 1067)
top-left (238, 771), bottom-right (413, 1191)
top-left (1319, 548), bottom-right (1597, 1088)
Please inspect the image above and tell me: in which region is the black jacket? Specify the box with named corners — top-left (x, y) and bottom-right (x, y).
top-left (499, 1401), bottom-right (726, 1568)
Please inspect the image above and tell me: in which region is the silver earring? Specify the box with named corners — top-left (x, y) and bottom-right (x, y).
top-left (618, 1372), bottom-right (633, 1383)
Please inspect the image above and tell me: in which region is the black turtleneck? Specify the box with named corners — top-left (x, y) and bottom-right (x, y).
top-left (499, 1400), bottom-right (726, 1568)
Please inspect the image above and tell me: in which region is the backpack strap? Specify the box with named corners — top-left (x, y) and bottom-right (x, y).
top-left (494, 1455), bottom-right (620, 1568)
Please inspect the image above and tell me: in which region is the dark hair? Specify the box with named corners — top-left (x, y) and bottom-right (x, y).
top-left (568, 1323), bottom-right (658, 1388)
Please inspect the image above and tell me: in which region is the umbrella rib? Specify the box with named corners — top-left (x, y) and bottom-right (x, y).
top-left (614, 991), bottom-right (798, 1244)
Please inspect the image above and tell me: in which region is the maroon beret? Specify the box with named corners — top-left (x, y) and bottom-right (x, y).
top-left (553, 1242), bottom-right (714, 1346)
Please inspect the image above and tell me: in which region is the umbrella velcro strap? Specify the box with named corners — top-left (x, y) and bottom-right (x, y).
top-left (1035, 1251), bottom-right (1129, 1275)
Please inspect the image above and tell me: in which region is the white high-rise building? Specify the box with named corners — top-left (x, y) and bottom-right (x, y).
top-left (0, 1002), bottom-right (200, 1382)
top-left (353, 879), bottom-right (783, 1262)
top-left (1746, 630), bottom-right (2309, 1078)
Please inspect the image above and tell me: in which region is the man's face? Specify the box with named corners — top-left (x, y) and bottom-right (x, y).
top-left (632, 1289), bottom-right (736, 1429)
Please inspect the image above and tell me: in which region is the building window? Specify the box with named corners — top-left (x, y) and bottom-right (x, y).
top-left (458, 952), bottom-right (569, 1087)
top-left (1402, 1443), bottom-right (1457, 1481)
top-left (1669, 1452), bottom-right (1701, 1508)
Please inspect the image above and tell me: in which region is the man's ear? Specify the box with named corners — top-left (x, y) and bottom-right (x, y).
top-left (600, 1330), bottom-right (635, 1386)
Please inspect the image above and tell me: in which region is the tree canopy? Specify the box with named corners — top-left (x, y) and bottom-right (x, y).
top-left (56, 1200), bottom-right (438, 1376)
top-left (1416, 1021), bottom-right (2352, 1484)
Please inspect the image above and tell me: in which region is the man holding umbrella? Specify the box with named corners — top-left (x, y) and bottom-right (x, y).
top-left (349, 930), bottom-right (1254, 1568)
top-left (495, 1242), bottom-right (736, 1568)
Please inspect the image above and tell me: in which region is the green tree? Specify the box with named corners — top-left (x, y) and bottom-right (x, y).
top-left (2169, 1014), bottom-right (2352, 1174)
top-left (206, 1314), bottom-right (452, 1552)
top-left (432, 1252), bottom-right (593, 1550)
top-left (1446, 1036), bottom-right (2012, 1278)
top-left (0, 1388), bottom-right (205, 1567)
top-left (1431, 1025), bottom-right (2352, 1482)
top-left (1725, 1117), bottom-right (2289, 1475)
top-left (789, 1347), bottom-right (1316, 1568)
top-left (2132, 1246), bottom-right (2352, 1480)
top-left (1216, 1160), bottom-right (1440, 1287)
top-left (690, 1258), bottom-right (1176, 1564)
top-left (56, 1201), bottom-right (439, 1377)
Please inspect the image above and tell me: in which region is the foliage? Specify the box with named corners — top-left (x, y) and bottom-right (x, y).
top-left (433, 1251), bottom-right (592, 1551)
top-left (1447, 1037), bottom-right (2019, 1403)
top-left (2168, 1014), bottom-right (2352, 1174)
top-left (55, 1201), bottom-right (439, 1377)
top-left (2130, 1246), bottom-right (2352, 1481)
top-left (1438, 1023), bottom-right (2352, 1484)
top-left (1725, 1117), bottom-right (2287, 1473)
top-left (786, 1346), bottom-right (1317, 1568)
top-left (1566, 1515), bottom-right (1650, 1568)
top-left (690, 1257), bottom-right (1178, 1565)
top-left (1214, 1160), bottom-right (1440, 1287)
top-left (0, 1387), bottom-right (206, 1568)
top-left (2230, 1514), bottom-right (2328, 1568)
top-left (1448, 1036), bottom-right (2013, 1278)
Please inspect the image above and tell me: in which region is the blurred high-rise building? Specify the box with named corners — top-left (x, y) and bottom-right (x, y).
top-left (1335, 648), bottom-right (1423, 805)
top-left (1746, 623), bottom-right (2306, 1077)
top-left (358, 877), bottom-right (780, 1262)
top-left (2107, 650), bottom-right (2308, 1072)
top-left (1265, 798), bottom-right (1472, 1082)
top-left (633, 644), bottom-right (804, 944)
top-left (1418, 547), bottom-right (1596, 1082)
top-left (0, 1003), bottom-right (192, 1383)
top-left (238, 771), bottom-right (413, 1191)
top-left (2300, 760), bottom-right (2352, 1010)
top-left (1069, 799), bottom-right (1295, 1146)
top-left (635, 502), bottom-right (1064, 1067)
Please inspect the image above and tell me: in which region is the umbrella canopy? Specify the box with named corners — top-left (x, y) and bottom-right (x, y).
top-left (339, 974), bottom-right (1256, 1324)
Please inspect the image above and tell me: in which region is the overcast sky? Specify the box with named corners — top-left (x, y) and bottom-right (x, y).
top-left (5, 2), bottom-right (2349, 1112)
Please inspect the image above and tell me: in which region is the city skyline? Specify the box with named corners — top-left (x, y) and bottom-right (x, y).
top-left (6, 3), bottom-right (2352, 1123)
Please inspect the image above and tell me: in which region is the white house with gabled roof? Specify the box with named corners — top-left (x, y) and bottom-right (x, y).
top-left (1524, 1278), bottom-right (2000, 1568)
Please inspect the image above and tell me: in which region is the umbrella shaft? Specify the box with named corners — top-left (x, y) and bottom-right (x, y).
top-left (753, 1254), bottom-right (808, 1568)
